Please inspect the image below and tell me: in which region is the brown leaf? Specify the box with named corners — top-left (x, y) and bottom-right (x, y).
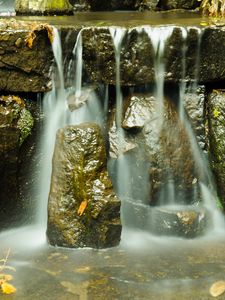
top-left (77, 199), bottom-right (88, 216)
top-left (210, 280), bottom-right (225, 297)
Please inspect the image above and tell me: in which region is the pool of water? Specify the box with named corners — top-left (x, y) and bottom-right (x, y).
top-left (0, 11), bottom-right (217, 28)
top-left (0, 226), bottom-right (225, 299)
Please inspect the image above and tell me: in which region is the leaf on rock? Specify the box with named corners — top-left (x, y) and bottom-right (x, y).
top-left (210, 280), bottom-right (225, 297)
top-left (77, 199), bottom-right (88, 216)
top-left (1, 282), bottom-right (16, 294)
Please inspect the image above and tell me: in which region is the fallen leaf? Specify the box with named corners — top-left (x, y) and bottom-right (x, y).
top-left (75, 266), bottom-right (91, 273)
top-left (210, 280), bottom-right (225, 297)
top-left (77, 199), bottom-right (88, 216)
top-left (1, 282), bottom-right (16, 294)
top-left (0, 274), bottom-right (13, 281)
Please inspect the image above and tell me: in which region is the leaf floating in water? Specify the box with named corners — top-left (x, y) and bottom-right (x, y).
top-left (77, 199), bottom-right (88, 216)
top-left (210, 280), bottom-right (225, 297)
top-left (1, 282), bottom-right (16, 294)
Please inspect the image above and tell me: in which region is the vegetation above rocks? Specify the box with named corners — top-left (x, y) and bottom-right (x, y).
top-left (200, 0), bottom-right (225, 17)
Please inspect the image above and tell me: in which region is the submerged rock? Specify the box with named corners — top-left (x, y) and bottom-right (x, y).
top-left (47, 123), bottom-right (121, 248)
top-left (148, 206), bottom-right (209, 238)
top-left (208, 90), bottom-right (225, 208)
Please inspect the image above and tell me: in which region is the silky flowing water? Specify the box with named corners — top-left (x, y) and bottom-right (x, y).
top-left (0, 14), bottom-right (225, 299)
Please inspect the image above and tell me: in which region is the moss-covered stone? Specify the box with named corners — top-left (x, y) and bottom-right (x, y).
top-left (15, 0), bottom-right (73, 15)
top-left (47, 123), bottom-right (121, 248)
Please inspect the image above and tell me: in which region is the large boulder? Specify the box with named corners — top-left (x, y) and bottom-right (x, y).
top-left (0, 95), bottom-right (33, 229)
top-left (15, 0), bottom-right (73, 15)
top-left (208, 90), bottom-right (225, 208)
top-left (108, 90), bottom-right (206, 206)
top-left (47, 123), bottom-right (121, 248)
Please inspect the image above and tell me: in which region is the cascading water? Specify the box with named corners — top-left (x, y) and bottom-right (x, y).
top-left (108, 25), bottom-right (225, 240)
top-left (2, 23), bottom-right (224, 251)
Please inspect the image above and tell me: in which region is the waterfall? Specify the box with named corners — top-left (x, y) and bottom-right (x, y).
top-left (36, 27), bottom-right (103, 241)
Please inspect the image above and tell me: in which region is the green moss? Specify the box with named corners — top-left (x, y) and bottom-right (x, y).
top-left (44, 0), bottom-right (72, 10)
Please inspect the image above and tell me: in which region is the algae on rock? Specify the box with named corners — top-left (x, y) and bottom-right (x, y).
top-left (15, 0), bottom-right (73, 15)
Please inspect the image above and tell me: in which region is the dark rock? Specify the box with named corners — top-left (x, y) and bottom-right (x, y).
top-left (0, 20), bottom-right (53, 92)
top-left (183, 85), bottom-right (206, 150)
top-left (116, 93), bottom-right (204, 205)
top-left (159, 0), bottom-right (199, 10)
top-left (0, 95), bottom-right (34, 229)
top-left (47, 123), bottom-right (121, 248)
top-left (136, 0), bottom-right (160, 11)
top-left (208, 90), bottom-right (225, 207)
top-left (81, 26), bottom-right (225, 86)
top-left (15, 0), bottom-right (73, 15)
top-left (86, 0), bottom-right (137, 11)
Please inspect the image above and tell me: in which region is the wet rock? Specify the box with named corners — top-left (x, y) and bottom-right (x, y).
top-left (159, 0), bottom-right (199, 10)
top-left (122, 95), bottom-right (156, 130)
top-left (15, 0), bottom-right (73, 15)
top-left (208, 90), bottom-right (225, 207)
top-left (147, 99), bottom-right (200, 205)
top-left (47, 123), bottom-right (121, 248)
top-left (69, 0), bottom-right (90, 12)
top-left (0, 95), bottom-right (34, 229)
top-left (148, 206), bottom-right (209, 238)
top-left (183, 85), bottom-right (206, 150)
top-left (81, 26), bottom-right (225, 86)
top-left (136, 0), bottom-right (159, 11)
top-left (119, 93), bottom-right (202, 205)
top-left (0, 20), bottom-right (53, 92)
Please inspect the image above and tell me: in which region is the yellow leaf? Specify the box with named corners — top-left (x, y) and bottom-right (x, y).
top-left (1, 282), bottom-right (16, 294)
top-left (213, 108), bottom-right (220, 118)
top-left (77, 199), bottom-right (88, 216)
top-left (210, 280), bottom-right (225, 297)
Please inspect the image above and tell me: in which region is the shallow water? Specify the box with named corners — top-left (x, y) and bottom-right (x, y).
top-left (0, 227), bottom-right (225, 300)
top-left (3, 11), bottom-right (215, 28)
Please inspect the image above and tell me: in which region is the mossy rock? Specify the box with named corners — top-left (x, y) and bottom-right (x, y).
top-left (15, 0), bottom-right (73, 15)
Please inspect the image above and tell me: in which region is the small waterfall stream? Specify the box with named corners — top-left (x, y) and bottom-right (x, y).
top-left (1, 24), bottom-right (224, 251)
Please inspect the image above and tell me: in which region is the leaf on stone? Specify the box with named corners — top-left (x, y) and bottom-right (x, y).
top-left (77, 199), bottom-right (88, 216)
top-left (1, 282), bottom-right (16, 294)
top-left (25, 31), bottom-right (36, 49)
top-left (210, 280), bottom-right (225, 297)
